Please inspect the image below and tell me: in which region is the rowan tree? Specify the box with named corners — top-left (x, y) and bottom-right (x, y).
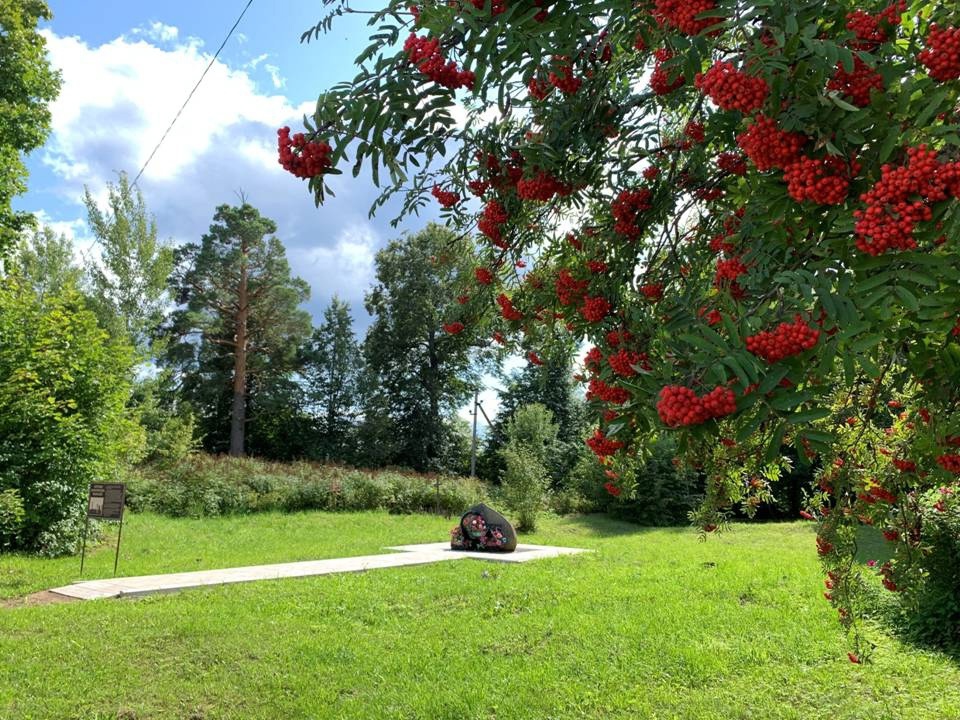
top-left (286, 0), bottom-right (960, 652)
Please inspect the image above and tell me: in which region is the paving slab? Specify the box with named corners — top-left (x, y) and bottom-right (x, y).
top-left (385, 542), bottom-right (590, 563)
top-left (48, 542), bottom-right (590, 601)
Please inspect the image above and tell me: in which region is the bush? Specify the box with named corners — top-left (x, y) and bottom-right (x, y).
top-left (500, 446), bottom-right (548, 532)
top-left (128, 455), bottom-right (487, 519)
top-left (0, 279), bottom-right (138, 555)
top-left (0, 488), bottom-right (25, 549)
top-left (574, 437), bottom-right (702, 526)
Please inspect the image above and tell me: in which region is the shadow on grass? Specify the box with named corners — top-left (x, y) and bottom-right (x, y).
top-left (555, 513), bottom-right (691, 538)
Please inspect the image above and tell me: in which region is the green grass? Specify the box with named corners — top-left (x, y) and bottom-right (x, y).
top-left (1, 513), bottom-right (958, 719)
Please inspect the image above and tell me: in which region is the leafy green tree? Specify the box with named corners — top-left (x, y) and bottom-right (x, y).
top-left (480, 352), bottom-right (589, 486)
top-left (0, 277), bottom-right (138, 554)
top-left (83, 173), bottom-right (174, 355)
top-left (360, 223), bottom-right (481, 472)
top-left (166, 203), bottom-right (311, 457)
top-left (500, 404), bottom-right (555, 532)
top-left (9, 225), bottom-right (82, 303)
top-left (0, 0), bottom-right (61, 255)
top-left (302, 296), bottom-right (362, 462)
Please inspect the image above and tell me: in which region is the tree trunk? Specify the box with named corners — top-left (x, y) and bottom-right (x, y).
top-left (229, 256), bottom-right (249, 457)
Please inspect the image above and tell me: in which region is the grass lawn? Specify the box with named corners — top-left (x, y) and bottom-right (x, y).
top-left (1, 512), bottom-right (958, 719)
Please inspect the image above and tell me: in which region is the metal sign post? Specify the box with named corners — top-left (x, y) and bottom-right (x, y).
top-left (79, 483), bottom-right (126, 577)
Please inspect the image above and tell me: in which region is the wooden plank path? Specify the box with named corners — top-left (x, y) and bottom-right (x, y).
top-left (49, 543), bottom-right (589, 601)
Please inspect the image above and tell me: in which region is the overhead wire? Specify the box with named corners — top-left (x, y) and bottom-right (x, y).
top-left (131, 0), bottom-right (255, 187)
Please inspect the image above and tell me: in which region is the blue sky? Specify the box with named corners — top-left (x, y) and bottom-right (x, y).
top-left (19, 1), bottom-right (515, 420)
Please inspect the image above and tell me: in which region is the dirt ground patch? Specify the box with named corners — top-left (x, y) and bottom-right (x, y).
top-left (1, 590), bottom-right (78, 609)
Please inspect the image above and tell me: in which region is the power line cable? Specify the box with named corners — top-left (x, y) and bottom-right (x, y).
top-left (132, 0), bottom-right (255, 187)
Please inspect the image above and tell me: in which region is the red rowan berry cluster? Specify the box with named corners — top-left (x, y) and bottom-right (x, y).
top-left (736, 115), bottom-right (806, 172)
top-left (548, 58), bottom-right (582, 94)
top-left (656, 385), bottom-right (736, 427)
top-left (603, 481), bottom-right (622, 496)
top-left (653, 0), bottom-right (719, 37)
top-left (937, 454), bottom-right (960, 474)
top-left (587, 378), bottom-right (630, 404)
top-left (587, 260), bottom-right (608, 274)
top-left (467, 179), bottom-right (489, 196)
top-left (826, 56), bottom-right (884, 107)
top-left (517, 170), bottom-right (572, 201)
top-left (845, 1), bottom-right (904, 49)
top-left (606, 328), bottom-right (633, 347)
top-left (528, 76), bottom-right (551, 100)
top-left (497, 292), bottom-right (524, 321)
top-left (879, 562), bottom-right (899, 592)
top-left (683, 120), bottom-right (706, 144)
top-left (466, 0), bottom-right (506, 15)
top-left (704, 308), bottom-right (722, 326)
top-left (580, 295), bottom-right (611, 323)
top-left (714, 255), bottom-right (748, 298)
top-left (745, 316), bottom-right (820, 363)
top-left (643, 166), bottom-right (660, 181)
top-left (528, 351), bottom-right (543, 366)
top-left (892, 458), bottom-right (916, 472)
top-left (587, 429), bottom-right (624, 458)
top-left (783, 155), bottom-right (857, 205)
top-left (555, 269), bottom-right (589, 306)
top-left (474, 267), bottom-right (493, 285)
top-left (478, 200), bottom-right (509, 247)
top-left (584, 346), bottom-right (603, 373)
top-left (404, 34), bottom-right (474, 90)
top-left (608, 349), bottom-right (649, 377)
top-left (277, 127), bottom-right (332, 179)
top-left (431, 185), bottom-right (460, 207)
top-left (640, 283), bottom-right (664, 301)
top-left (650, 49), bottom-right (685, 95)
top-left (918, 25), bottom-right (960, 82)
top-left (443, 321), bottom-right (465, 334)
top-left (612, 188), bottom-right (653, 238)
top-left (716, 152), bottom-right (748, 176)
top-left (853, 145), bottom-right (960, 255)
top-left (695, 61), bottom-right (769, 113)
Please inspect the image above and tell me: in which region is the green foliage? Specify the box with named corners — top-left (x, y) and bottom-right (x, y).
top-left (9, 226), bottom-right (83, 302)
top-left (0, 277), bottom-right (137, 555)
top-left (360, 223), bottom-right (485, 472)
top-left (83, 172), bottom-right (174, 355)
top-left (0, 488), bottom-right (25, 549)
top-left (302, 296), bottom-right (362, 462)
top-left (0, 0), bottom-right (61, 255)
top-left (480, 353), bottom-right (589, 486)
top-left (128, 455), bottom-right (487, 519)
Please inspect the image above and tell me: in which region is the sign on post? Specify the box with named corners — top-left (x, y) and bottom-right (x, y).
top-left (80, 482), bottom-right (127, 577)
top-left (87, 483), bottom-right (125, 520)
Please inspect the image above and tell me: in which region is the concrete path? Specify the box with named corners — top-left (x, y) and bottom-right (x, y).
top-left (49, 543), bottom-right (588, 601)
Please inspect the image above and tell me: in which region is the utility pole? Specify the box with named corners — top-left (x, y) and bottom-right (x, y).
top-left (470, 389), bottom-right (479, 477)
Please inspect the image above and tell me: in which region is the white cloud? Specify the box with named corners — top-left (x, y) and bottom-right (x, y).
top-left (40, 30), bottom-right (302, 184)
top-left (133, 21), bottom-right (179, 44)
top-left (290, 223), bottom-right (379, 306)
top-left (264, 63), bottom-right (285, 89)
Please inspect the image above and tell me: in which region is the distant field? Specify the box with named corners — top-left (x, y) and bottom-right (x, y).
top-left (1, 513), bottom-right (958, 719)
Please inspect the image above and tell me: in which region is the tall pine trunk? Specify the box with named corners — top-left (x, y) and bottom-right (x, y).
top-left (229, 256), bottom-right (249, 457)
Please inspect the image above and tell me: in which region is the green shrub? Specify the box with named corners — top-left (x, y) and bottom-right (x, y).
top-left (128, 455), bottom-right (487, 519)
top-left (500, 446), bottom-right (548, 532)
top-left (0, 278), bottom-right (138, 555)
top-left (0, 488), bottom-right (25, 549)
top-left (573, 437), bottom-right (702, 526)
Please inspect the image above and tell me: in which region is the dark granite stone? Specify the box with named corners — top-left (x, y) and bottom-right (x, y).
top-left (450, 503), bottom-right (517, 552)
